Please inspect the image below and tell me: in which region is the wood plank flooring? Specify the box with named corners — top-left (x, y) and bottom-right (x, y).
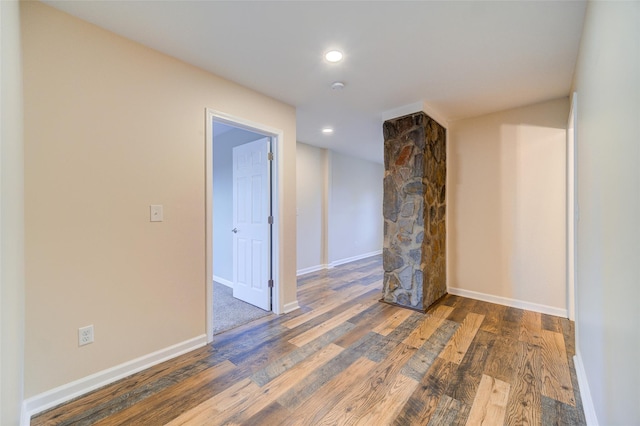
top-left (31, 256), bottom-right (585, 425)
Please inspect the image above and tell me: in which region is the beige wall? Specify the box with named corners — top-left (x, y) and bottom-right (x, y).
top-left (1, 0), bottom-right (25, 423)
top-left (296, 144), bottom-right (384, 273)
top-left (328, 151), bottom-right (383, 264)
top-left (296, 143), bottom-right (326, 272)
top-left (21, 1), bottom-right (296, 398)
top-left (449, 98), bottom-right (569, 312)
top-left (572, 1), bottom-right (640, 423)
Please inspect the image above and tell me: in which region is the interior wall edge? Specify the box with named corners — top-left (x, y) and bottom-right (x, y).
top-left (1, 0), bottom-right (26, 424)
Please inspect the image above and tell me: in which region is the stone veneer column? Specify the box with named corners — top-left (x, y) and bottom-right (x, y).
top-left (382, 112), bottom-right (446, 312)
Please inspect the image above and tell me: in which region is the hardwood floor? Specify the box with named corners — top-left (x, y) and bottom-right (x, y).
top-left (31, 256), bottom-right (585, 425)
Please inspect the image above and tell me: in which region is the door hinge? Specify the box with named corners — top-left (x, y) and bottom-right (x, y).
top-left (268, 215), bottom-right (273, 224)
top-left (268, 279), bottom-right (274, 288)
top-left (267, 152), bottom-right (274, 161)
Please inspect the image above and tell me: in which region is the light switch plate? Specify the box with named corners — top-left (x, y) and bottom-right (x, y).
top-left (150, 205), bottom-right (163, 222)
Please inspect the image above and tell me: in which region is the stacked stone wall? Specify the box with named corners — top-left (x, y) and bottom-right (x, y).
top-left (382, 112), bottom-right (446, 311)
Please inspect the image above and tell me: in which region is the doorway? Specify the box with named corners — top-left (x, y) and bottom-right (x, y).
top-left (205, 110), bottom-right (281, 341)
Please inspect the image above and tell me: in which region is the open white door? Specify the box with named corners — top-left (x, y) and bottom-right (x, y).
top-left (232, 137), bottom-right (272, 311)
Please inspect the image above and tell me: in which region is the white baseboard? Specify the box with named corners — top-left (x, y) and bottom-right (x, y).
top-left (20, 403), bottom-right (29, 426)
top-left (447, 287), bottom-right (568, 318)
top-left (283, 300), bottom-right (300, 314)
top-left (574, 352), bottom-right (599, 426)
top-left (296, 264), bottom-right (329, 276)
top-left (329, 250), bottom-right (382, 268)
top-left (297, 251), bottom-right (382, 276)
top-left (213, 275), bottom-right (233, 288)
top-left (22, 334), bottom-right (208, 423)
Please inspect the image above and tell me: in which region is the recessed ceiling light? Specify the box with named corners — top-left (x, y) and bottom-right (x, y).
top-left (325, 50), bottom-right (343, 63)
top-left (322, 127), bottom-right (334, 134)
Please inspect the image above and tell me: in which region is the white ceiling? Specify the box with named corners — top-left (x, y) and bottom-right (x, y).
top-left (42, 0), bottom-right (587, 164)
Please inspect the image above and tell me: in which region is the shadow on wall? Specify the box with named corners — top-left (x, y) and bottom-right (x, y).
top-left (448, 97), bottom-right (569, 310)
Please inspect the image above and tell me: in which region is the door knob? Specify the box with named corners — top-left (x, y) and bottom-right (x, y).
top-left (232, 228), bottom-right (238, 233)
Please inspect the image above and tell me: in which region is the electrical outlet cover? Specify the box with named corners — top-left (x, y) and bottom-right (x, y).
top-left (150, 204), bottom-right (163, 222)
top-left (79, 325), bottom-right (94, 346)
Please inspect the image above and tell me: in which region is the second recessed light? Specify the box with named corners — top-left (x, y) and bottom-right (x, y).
top-left (325, 50), bottom-right (343, 63)
top-left (322, 127), bottom-right (334, 134)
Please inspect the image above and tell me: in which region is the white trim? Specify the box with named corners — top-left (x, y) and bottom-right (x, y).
top-left (271, 133), bottom-right (282, 315)
top-left (213, 275), bottom-right (233, 288)
top-left (567, 92), bottom-right (578, 322)
top-left (447, 287), bottom-right (568, 318)
top-left (420, 101), bottom-right (449, 129)
top-left (297, 250), bottom-right (383, 277)
top-left (574, 353), bottom-right (599, 426)
top-left (380, 101), bottom-right (449, 129)
top-left (283, 300), bottom-right (300, 314)
top-left (329, 250), bottom-right (382, 268)
top-left (296, 264), bottom-right (329, 276)
top-left (20, 404), bottom-right (29, 426)
top-left (380, 101), bottom-right (424, 122)
top-left (205, 109), bottom-right (215, 344)
top-left (22, 335), bottom-right (207, 423)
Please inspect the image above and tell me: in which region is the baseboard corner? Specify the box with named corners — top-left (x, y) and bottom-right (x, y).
top-left (296, 264), bottom-right (328, 277)
top-left (447, 287), bottom-right (568, 318)
top-left (213, 275), bottom-right (233, 288)
top-left (574, 352), bottom-right (600, 426)
top-left (283, 300), bottom-right (300, 314)
top-left (20, 401), bottom-right (30, 426)
top-left (329, 250), bottom-right (382, 268)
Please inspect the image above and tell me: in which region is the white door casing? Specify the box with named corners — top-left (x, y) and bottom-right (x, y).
top-left (206, 108), bottom-right (283, 343)
top-left (232, 137), bottom-right (272, 310)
